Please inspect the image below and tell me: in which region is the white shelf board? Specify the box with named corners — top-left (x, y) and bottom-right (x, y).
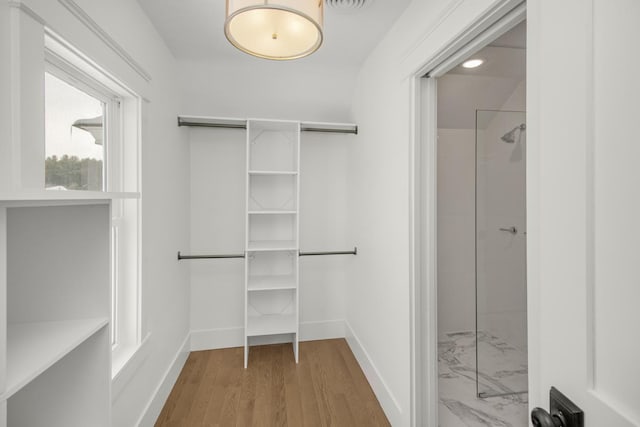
top-left (247, 240), bottom-right (297, 252)
top-left (248, 275), bottom-right (297, 291)
top-left (3, 318), bottom-right (109, 399)
top-left (248, 210), bottom-right (297, 215)
top-left (248, 170), bottom-right (298, 176)
top-left (246, 314), bottom-right (297, 336)
top-left (0, 191), bottom-right (139, 207)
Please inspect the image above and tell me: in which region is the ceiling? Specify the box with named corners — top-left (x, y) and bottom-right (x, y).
top-left (137, 0), bottom-right (413, 66)
top-left (438, 22), bottom-right (526, 129)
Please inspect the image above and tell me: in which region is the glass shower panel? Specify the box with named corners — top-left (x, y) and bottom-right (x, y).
top-left (475, 110), bottom-right (528, 398)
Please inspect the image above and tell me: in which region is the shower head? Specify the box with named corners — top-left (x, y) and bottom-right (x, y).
top-left (501, 123), bottom-right (526, 143)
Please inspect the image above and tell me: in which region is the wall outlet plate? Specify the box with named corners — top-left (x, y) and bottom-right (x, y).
top-left (550, 387), bottom-right (584, 427)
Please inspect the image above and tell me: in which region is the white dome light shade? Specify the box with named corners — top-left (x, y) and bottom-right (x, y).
top-left (225, 0), bottom-right (324, 60)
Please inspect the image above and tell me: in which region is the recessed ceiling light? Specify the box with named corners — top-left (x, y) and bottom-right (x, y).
top-left (462, 59), bottom-right (484, 69)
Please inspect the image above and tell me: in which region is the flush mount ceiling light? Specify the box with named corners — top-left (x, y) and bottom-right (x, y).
top-left (462, 58), bottom-right (484, 69)
top-left (224, 0), bottom-right (324, 60)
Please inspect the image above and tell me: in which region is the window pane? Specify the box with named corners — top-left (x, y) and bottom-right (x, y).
top-left (45, 72), bottom-right (105, 191)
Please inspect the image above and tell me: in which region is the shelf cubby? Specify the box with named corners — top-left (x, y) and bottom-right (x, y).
top-left (246, 314), bottom-right (297, 337)
top-left (5, 318), bottom-right (108, 399)
top-left (7, 327), bottom-right (110, 427)
top-left (248, 120), bottom-right (298, 172)
top-left (0, 201), bottom-right (112, 425)
top-left (248, 213), bottom-right (296, 245)
top-left (248, 174), bottom-right (297, 211)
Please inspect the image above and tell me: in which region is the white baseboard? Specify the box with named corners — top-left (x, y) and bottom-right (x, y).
top-left (190, 325), bottom-right (242, 351)
top-left (344, 321), bottom-right (403, 426)
top-left (301, 319), bottom-right (345, 341)
top-left (136, 333), bottom-right (190, 427)
top-left (190, 319), bottom-right (346, 351)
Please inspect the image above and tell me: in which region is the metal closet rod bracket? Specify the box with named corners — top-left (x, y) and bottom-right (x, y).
top-left (177, 247), bottom-right (358, 260)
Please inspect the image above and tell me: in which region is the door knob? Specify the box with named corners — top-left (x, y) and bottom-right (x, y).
top-left (532, 387), bottom-right (584, 427)
top-left (531, 407), bottom-right (566, 427)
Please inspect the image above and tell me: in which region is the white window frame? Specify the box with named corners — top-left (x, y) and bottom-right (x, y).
top-left (44, 31), bottom-right (142, 377)
top-left (44, 60), bottom-right (120, 193)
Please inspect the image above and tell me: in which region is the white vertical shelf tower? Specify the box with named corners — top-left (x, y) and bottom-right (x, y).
top-left (244, 119), bottom-right (300, 368)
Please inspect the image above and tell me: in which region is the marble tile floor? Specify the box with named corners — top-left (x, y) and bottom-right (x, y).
top-left (438, 331), bottom-right (529, 427)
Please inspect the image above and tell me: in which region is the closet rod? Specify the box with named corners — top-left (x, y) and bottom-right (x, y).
top-left (177, 116), bottom-right (358, 135)
top-left (177, 247), bottom-right (358, 260)
top-left (177, 251), bottom-right (244, 260)
top-left (299, 247), bottom-right (358, 256)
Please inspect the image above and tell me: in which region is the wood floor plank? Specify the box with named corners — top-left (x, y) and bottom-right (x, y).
top-left (282, 348), bottom-right (303, 427)
top-left (235, 354), bottom-right (257, 427)
top-left (216, 348), bottom-right (244, 426)
top-left (297, 343), bottom-right (323, 426)
top-left (184, 349), bottom-right (223, 426)
top-left (154, 339), bottom-right (390, 427)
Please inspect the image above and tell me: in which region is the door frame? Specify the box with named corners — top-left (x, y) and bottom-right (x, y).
top-left (409, 2), bottom-right (527, 425)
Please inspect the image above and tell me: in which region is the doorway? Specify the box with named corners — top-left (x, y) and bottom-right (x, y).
top-left (433, 21), bottom-right (528, 426)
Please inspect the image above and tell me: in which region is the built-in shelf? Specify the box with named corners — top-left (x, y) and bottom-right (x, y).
top-left (4, 317), bottom-right (109, 399)
top-left (248, 210), bottom-right (297, 215)
top-left (248, 170), bottom-right (298, 176)
top-left (247, 240), bottom-right (297, 252)
top-left (245, 119), bottom-right (300, 368)
top-left (248, 275), bottom-right (297, 291)
top-left (246, 314), bottom-right (297, 336)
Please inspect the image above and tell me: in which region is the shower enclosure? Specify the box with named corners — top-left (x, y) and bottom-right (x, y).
top-left (475, 110), bottom-right (528, 398)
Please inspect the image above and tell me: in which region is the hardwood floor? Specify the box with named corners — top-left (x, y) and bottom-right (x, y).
top-left (155, 339), bottom-right (390, 427)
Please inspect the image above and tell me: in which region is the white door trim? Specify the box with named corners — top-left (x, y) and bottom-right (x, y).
top-left (409, 2), bottom-right (526, 425)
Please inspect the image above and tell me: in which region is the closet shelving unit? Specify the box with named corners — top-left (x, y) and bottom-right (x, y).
top-left (0, 191), bottom-right (136, 427)
top-left (244, 120), bottom-right (300, 368)
top-left (176, 114), bottom-right (359, 368)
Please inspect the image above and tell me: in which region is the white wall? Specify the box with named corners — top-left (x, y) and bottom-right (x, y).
top-left (346, 0), bottom-right (516, 425)
top-left (2, 1), bottom-right (190, 425)
top-left (178, 58), bottom-right (358, 123)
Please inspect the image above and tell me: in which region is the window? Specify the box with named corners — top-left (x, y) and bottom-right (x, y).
top-left (44, 32), bottom-right (141, 375)
top-left (44, 72), bottom-right (107, 191)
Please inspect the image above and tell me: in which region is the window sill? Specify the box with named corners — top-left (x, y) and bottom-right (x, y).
top-left (0, 191), bottom-right (140, 206)
top-left (111, 333), bottom-right (151, 402)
